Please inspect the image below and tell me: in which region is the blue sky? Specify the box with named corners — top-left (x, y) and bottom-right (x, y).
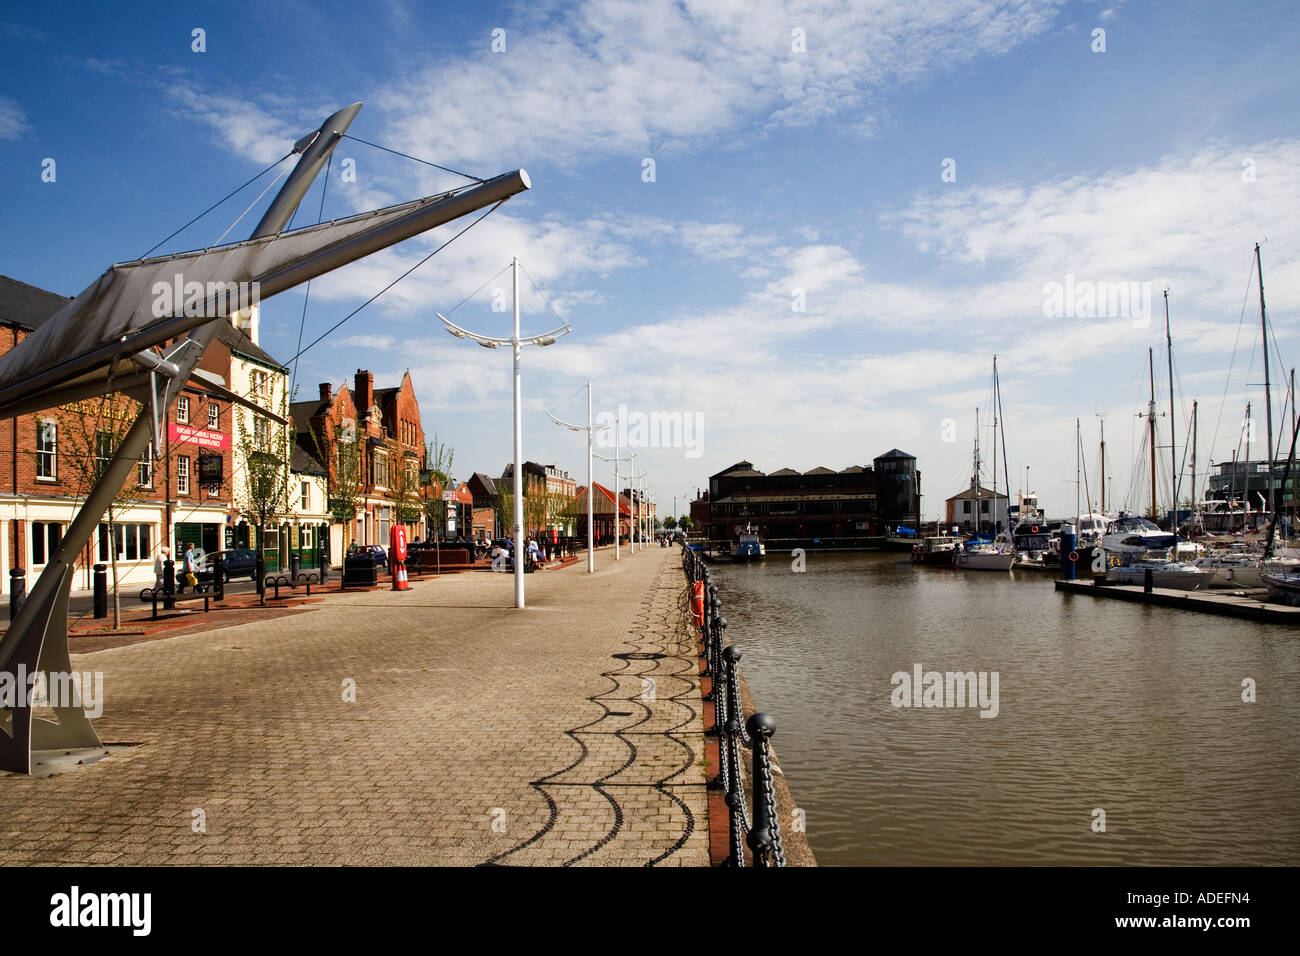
top-left (2, 0), bottom-right (1298, 521)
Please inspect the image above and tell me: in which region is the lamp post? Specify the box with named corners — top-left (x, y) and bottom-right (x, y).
top-left (595, 446), bottom-right (632, 560)
top-left (437, 256), bottom-right (570, 608)
top-left (548, 381), bottom-right (613, 573)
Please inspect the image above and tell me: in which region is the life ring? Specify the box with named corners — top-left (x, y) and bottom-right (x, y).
top-left (1068, 550), bottom-right (1079, 563)
top-left (1031, 525), bottom-right (1039, 533)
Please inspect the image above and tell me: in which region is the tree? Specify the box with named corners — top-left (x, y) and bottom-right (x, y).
top-left (389, 452), bottom-right (423, 531)
top-left (422, 434), bottom-right (455, 540)
top-left (663, 515), bottom-right (678, 531)
top-left (56, 394), bottom-right (148, 629)
top-left (236, 394), bottom-right (293, 605)
top-left (311, 418), bottom-right (365, 551)
top-left (678, 515), bottom-right (694, 532)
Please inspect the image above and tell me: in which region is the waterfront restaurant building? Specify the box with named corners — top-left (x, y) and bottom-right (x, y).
top-left (702, 450), bottom-right (921, 546)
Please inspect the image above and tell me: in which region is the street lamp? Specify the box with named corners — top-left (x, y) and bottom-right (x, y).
top-left (437, 256), bottom-right (570, 608)
top-left (548, 380), bottom-right (613, 573)
top-left (595, 443), bottom-right (632, 560)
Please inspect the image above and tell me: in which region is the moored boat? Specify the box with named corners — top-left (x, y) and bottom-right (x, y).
top-left (1106, 556), bottom-right (1211, 589)
top-left (912, 535), bottom-right (959, 567)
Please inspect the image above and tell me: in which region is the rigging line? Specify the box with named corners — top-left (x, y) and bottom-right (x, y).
top-left (549, 381), bottom-right (589, 417)
top-left (290, 152), bottom-right (333, 403)
top-left (340, 134), bottom-right (485, 183)
top-left (139, 151), bottom-right (294, 259)
top-left (1206, 253), bottom-right (1258, 467)
top-left (213, 162), bottom-right (294, 247)
top-left (444, 262), bottom-right (513, 318)
top-left (285, 198), bottom-right (508, 366)
top-left (517, 260), bottom-right (570, 328)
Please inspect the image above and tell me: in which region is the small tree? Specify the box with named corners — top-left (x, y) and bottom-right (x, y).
top-left (663, 515), bottom-right (678, 531)
top-left (311, 419), bottom-right (365, 552)
top-left (236, 395), bottom-right (293, 605)
top-left (56, 394), bottom-right (148, 629)
top-left (678, 515), bottom-right (694, 532)
top-left (423, 435), bottom-right (456, 541)
top-left (389, 452), bottom-right (423, 533)
top-left (494, 485), bottom-right (517, 541)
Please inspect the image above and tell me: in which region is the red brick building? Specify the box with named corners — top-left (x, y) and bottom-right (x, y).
top-left (291, 369), bottom-right (428, 558)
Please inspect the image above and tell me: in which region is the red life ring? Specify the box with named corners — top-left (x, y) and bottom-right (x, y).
top-left (1031, 525), bottom-right (1039, 533)
top-left (1068, 550), bottom-right (1079, 563)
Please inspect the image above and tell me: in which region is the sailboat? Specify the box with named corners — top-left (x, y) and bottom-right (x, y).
top-left (956, 358), bottom-right (1015, 572)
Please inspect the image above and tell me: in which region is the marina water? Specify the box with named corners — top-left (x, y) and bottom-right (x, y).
top-left (709, 552), bottom-right (1300, 866)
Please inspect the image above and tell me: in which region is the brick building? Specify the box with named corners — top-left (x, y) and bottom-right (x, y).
top-left (291, 369), bottom-right (428, 557)
top-left (702, 450), bottom-right (921, 547)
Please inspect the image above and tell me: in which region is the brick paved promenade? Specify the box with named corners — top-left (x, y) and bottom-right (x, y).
top-left (0, 547), bottom-right (709, 866)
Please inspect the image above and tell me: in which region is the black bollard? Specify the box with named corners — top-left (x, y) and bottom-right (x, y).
top-left (92, 563), bottom-right (108, 619)
top-left (1144, 567), bottom-right (1154, 593)
top-left (290, 550), bottom-right (301, 587)
top-left (745, 713), bottom-right (785, 867)
top-left (163, 559), bottom-right (175, 610)
top-left (213, 552), bottom-right (224, 601)
top-left (256, 552), bottom-right (265, 596)
top-left (9, 567), bottom-right (26, 619)
top-left (152, 585), bottom-right (159, 620)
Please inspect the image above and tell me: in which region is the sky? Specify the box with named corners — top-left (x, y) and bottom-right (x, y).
top-left (2, 0), bottom-right (1298, 522)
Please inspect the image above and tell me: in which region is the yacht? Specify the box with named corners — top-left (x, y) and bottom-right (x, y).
top-left (912, 535), bottom-right (959, 567)
top-left (955, 534), bottom-right (1015, 571)
top-left (1106, 556), bottom-right (1211, 589)
top-left (1099, 514), bottom-right (1177, 554)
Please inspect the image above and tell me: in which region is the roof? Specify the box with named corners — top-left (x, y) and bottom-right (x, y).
top-left (769, 468), bottom-right (800, 476)
top-left (0, 275), bottom-right (72, 331)
top-left (803, 466), bottom-right (836, 475)
top-left (214, 320), bottom-right (285, 370)
top-left (711, 460), bottom-right (762, 479)
top-left (290, 398), bottom-right (330, 435)
top-left (947, 484), bottom-right (1008, 501)
top-left (875, 448), bottom-right (916, 460)
top-left (290, 434), bottom-right (327, 475)
top-left (467, 472), bottom-right (497, 497)
top-left (838, 465), bottom-right (866, 474)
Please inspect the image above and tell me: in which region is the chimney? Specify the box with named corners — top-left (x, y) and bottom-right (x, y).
top-left (355, 369), bottom-right (373, 411)
top-left (319, 382), bottom-right (332, 402)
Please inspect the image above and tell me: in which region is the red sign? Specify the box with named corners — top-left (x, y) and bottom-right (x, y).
top-left (390, 524), bottom-right (407, 563)
top-left (168, 423), bottom-right (230, 451)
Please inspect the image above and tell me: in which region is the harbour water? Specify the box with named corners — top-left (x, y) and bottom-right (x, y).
top-left (709, 552), bottom-right (1300, 866)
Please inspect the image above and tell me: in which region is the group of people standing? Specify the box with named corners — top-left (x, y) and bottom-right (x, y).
top-left (152, 542), bottom-right (201, 593)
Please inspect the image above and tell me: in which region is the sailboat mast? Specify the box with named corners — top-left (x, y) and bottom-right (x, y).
top-left (1148, 347), bottom-right (1158, 521)
top-left (1099, 416), bottom-right (1106, 514)
top-left (1192, 400), bottom-right (1198, 523)
top-left (1075, 417), bottom-right (1081, 522)
top-left (1258, 243), bottom-right (1275, 516)
top-left (974, 406), bottom-right (980, 534)
top-left (992, 357), bottom-right (998, 533)
top-left (1165, 290), bottom-right (1178, 515)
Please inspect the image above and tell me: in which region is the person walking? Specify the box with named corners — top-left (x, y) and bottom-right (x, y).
top-left (154, 546), bottom-right (170, 594)
top-left (179, 542), bottom-right (198, 593)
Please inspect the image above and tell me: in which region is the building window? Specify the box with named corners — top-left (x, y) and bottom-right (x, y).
top-left (95, 430), bottom-right (113, 473)
top-left (178, 455), bottom-right (190, 495)
top-left (138, 444), bottom-right (153, 487)
top-left (251, 369), bottom-right (268, 400)
top-left (374, 450), bottom-right (389, 488)
top-left (177, 396), bottom-right (189, 423)
top-left (962, 500), bottom-right (971, 514)
top-left (35, 420), bottom-right (57, 479)
top-left (32, 521), bottom-right (62, 565)
top-left (379, 505), bottom-right (391, 543)
top-left (981, 500), bottom-right (990, 514)
top-left (98, 522), bottom-right (152, 562)
top-left (300, 480), bottom-right (310, 510)
top-left (253, 416), bottom-right (270, 451)
top-left (208, 403), bottom-right (219, 429)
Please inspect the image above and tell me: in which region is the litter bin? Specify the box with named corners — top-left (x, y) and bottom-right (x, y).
top-left (343, 551), bottom-right (378, 587)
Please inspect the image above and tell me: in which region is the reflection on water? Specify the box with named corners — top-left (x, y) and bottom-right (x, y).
top-left (709, 552), bottom-right (1300, 866)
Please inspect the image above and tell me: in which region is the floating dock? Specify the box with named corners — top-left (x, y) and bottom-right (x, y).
top-left (1055, 579), bottom-right (1300, 624)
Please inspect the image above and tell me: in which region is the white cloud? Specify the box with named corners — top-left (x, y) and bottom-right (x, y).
top-left (374, 0), bottom-right (1065, 170)
top-left (0, 96), bottom-right (29, 140)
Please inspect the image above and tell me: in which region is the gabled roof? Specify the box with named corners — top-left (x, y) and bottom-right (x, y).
top-left (803, 466), bottom-right (836, 475)
top-left (290, 434), bottom-right (327, 475)
top-left (947, 484), bottom-right (1007, 501)
top-left (838, 465), bottom-right (866, 474)
top-left (468, 471), bottom-right (497, 497)
top-left (876, 448), bottom-right (916, 460)
top-left (769, 468), bottom-right (800, 476)
top-left (712, 460), bottom-right (762, 479)
top-left (215, 321), bottom-right (285, 370)
top-left (0, 275), bottom-right (71, 331)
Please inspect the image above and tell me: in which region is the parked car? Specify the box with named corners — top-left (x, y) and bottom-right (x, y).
top-left (196, 549), bottom-right (260, 583)
top-left (348, 544), bottom-right (388, 567)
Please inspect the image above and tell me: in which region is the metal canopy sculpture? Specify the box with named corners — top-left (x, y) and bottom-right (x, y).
top-left (0, 102), bottom-right (530, 773)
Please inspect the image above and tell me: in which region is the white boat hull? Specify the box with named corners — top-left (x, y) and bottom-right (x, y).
top-left (1107, 564), bottom-right (1211, 590)
top-left (956, 550), bottom-right (1015, 571)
